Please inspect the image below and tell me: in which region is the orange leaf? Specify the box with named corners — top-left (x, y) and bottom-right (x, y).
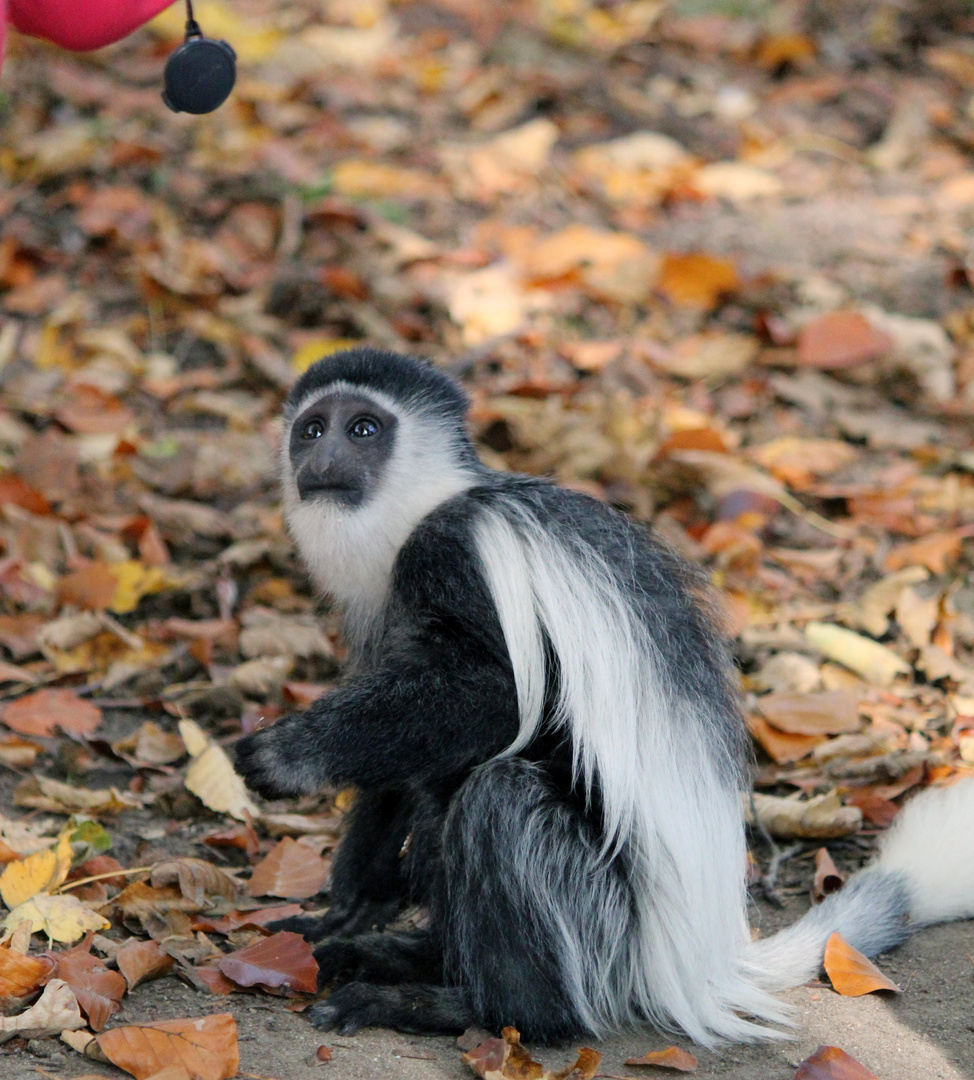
top-left (247, 837), bottom-right (329, 900)
top-left (823, 932), bottom-right (900, 996)
top-left (1, 688), bottom-right (102, 737)
top-left (116, 938), bottom-right (175, 992)
top-left (657, 252), bottom-right (738, 311)
top-left (55, 386), bottom-right (135, 435)
top-left (798, 312), bottom-right (890, 370)
top-left (884, 531), bottom-right (962, 574)
top-left (95, 1013), bottom-right (238, 1080)
top-left (216, 930), bottom-right (318, 994)
top-left (746, 713), bottom-right (825, 764)
top-left (624, 1045), bottom-right (698, 1071)
top-left (0, 946), bottom-right (54, 998)
top-left (58, 562), bottom-right (118, 611)
top-left (0, 474), bottom-right (51, 515)
top-left (793, 1045), bottom-right (880, 1080)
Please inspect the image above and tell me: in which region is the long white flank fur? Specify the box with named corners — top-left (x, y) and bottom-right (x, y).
top-left (473, 500), bottom-right (974, 1044)
top-left (473, 501), bottom-right (789, 1044)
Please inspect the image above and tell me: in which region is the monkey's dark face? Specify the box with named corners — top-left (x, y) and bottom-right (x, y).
top-left (289, 392), bottom-right (398, 509)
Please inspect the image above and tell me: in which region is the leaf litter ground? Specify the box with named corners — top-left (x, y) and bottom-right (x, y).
top-left (2, 1), bottom-right (974, 1078)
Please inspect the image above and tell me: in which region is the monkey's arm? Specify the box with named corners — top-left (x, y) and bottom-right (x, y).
top-left (234, 636), bottom-right (518, 797)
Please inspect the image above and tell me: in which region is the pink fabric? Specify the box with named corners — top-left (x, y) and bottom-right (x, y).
top-left (8, 0), bottom-right (175, 52)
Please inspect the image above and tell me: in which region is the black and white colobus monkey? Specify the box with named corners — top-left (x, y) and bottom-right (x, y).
top-left (235, 347), bottom-right (974, 1045)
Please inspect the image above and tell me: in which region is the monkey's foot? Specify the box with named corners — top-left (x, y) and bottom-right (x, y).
top-left (307, 982), bottom-right (473, 1036)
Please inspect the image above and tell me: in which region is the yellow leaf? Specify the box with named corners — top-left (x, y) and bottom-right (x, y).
top-left (0, 831), bottom-right (73, 909)
top-left (180, 720), bottom-right (261, 822)
top-left (291, 339), bottom-right (361, 376)
top-left (331, 160), bottom-right (439, 201)
top-left (149, 1), bottom-right (282, 61)
top-left (4, 893), bottom-right (110, 943)
top-left (108, 561), bottom-right (170, 615)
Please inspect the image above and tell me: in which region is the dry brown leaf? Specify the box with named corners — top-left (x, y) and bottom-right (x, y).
top-left (112, 722), bottom-right (187, 767)
top-left (747, 792), bottom-right (862, 840)
top-left (13, 775), bottom-right (142, 815)
top-left (649, 333), bottom-right (757, 381)
top-left (657, 253), bottom-right (738, 311)
top-left (849, 567), bottom-right (930, 637)
top-left (51, 934), bottom-right (126, 1031)
top-left (894, 586), bottom-right (939, 650)
top-left (624, 1045), bottom-right (698, 1071)
top-left (216, 930), bottom-right (318, 994)
top-left (247, 837), bottom-right (329, 900)
top-left (793, 1045), bottom-right (880, 1080)
top-left (1, 688), bottom-right (102, 737)
top-left (0, 977), bottom-right (85, 1043)
top-left (843, 792), bottom-right (899, 828)
top-left (548, 1047), bottom-right (601, 1080)
top-left (757, 692), bottom-right (861, 736)
top-left (150, 859), bottom-right (240, 907)
top-left (798, 312), bottom-right (891, 369)
top-left (812, 848), bottom-right (845, 903)
top-left (749, 438), bottom-right (857, 489)
top-left (94, 1013), bottom-right (239, 1080)
top-left (116, 938), bottom-right (175, 991)
top-left (823, 932), bottom-right (900, 996)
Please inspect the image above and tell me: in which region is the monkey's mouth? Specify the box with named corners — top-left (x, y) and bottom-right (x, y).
top-left (298, 482), bottom-right (363, 505)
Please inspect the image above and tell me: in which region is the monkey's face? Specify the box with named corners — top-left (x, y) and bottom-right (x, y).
top-left (288, 392), bottom-right (398, 509)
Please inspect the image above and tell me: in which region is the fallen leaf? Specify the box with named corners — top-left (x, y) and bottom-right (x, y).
top-left (51, 934), bottom-right (126, 1031)
top-left (805, 623), bottom-right (911, 687)
top-left (216, 931), bottom-right (318, 994)
top-left (746, 714), bottom-right (824, 764)
top-left (812, 848), bottom-right (845, 902)
top-left (1, 688), bottom-right (102, 737)
top-left (94, 1013), bottom-right (239, 1080)
top-left (0, 945), bottom-right (55, 998)
top-left (849, 567), bottom-right (930, 637)
top-left (657, 253), bottom-right (738, 311)
top-left (823, 933), bottom-right (900, 996)
top-left (180, 719), bottom-right (260, 822)
top-left (150, 859), bottom-right (240, 907)
top-left (884, 531), bottom-right (962, 574)
top-left (4, 893), bottom-right (110, 943)
top-left (798, 312), bottom-right (891, 370)
top-left (0, 978), bottom-right (85, 1043)
top-left (247, 837), bottom-right (329, 900)
top-left (793, 1045), bottom-right (879, 1080)
top-left (843, 792), bottom-right (899, 828)
top-left (441, 119), bottom-right (558, 200)
top-left (0, 831), bottom-right (73, 908)
top-left (116, 938), bottom-right (175, 991)
top-left (191, 904), bottom-right (303, 935)
top-left (112, 722), bottom-right (187, 768)
top-left (13, 775), bottom-right (142, 815)
top-left (693, 162), bottom-right (781, 202)
top-left (746, 791), bottom-right (862, 840)
top-left (624, 1045), bottom-right (698, 1071)
top-left (757, 692), bottom-right (861, 736)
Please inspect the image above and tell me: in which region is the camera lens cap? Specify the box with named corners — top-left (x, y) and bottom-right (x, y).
top-left (162, 36), bottom-right (236, 114)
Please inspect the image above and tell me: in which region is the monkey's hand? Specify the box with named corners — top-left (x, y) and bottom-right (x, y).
top-left (234, 718), bottom-right (323, 800)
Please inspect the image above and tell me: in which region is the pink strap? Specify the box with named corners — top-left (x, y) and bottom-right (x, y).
top-left (9, 0), bottom-right (176, 52)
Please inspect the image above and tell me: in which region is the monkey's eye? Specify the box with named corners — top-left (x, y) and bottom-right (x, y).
top-left (301, 417), bottom-right (325, 440)
top-left (348, 416), bottom-right (380, 439)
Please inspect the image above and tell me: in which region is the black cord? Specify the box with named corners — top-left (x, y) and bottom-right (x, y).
top-left (185, 0), bottom-right (202, 39)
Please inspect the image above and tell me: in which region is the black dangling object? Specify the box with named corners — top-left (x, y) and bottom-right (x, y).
top-left (162, 0), bottom-right (236, 114)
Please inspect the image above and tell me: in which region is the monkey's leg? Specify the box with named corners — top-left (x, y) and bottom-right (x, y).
top-left (270, 787), bottom-right (414, 940)
top-left (309, 757), bottom-right (634, 1042)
